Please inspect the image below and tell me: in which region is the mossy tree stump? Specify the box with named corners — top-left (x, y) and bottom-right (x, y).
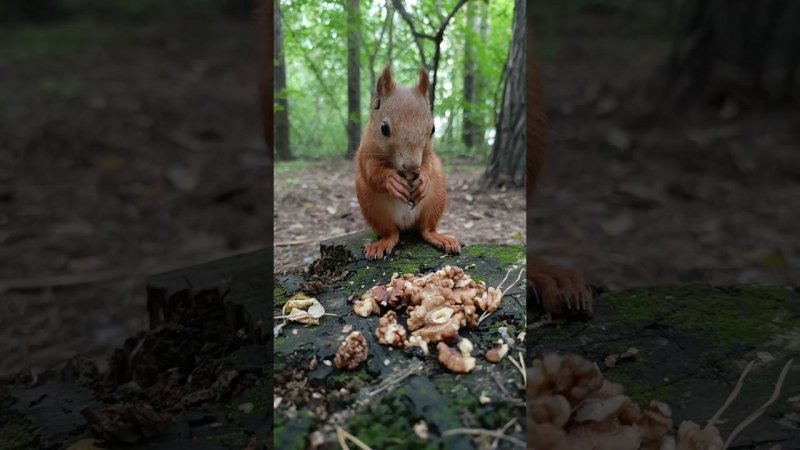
top-left (1, 250), bottom-right (273, 450)
top-left (274, 230), bottom-right (527, 450)
top-left (528, 285), bottom-right (800, 448)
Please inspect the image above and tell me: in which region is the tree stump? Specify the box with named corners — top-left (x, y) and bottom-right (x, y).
top-left (528, 285), bottom-right (800, 448)
top-left (274, 230), bottom-right (527, 450)
top-left (2, 249), bottom-right (273, 450)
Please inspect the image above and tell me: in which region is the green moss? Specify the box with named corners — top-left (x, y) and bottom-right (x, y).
top-left (602, 285), bottom-right (800, 358)
top-left (624, 383), bottom-right (674, 406)
top-left (273, 409), bottom-right (312, 450)
top-left (346, 392), bottom-right (438, 450)
top-left (274, 285), bottom-right (289, 307)
top-left (330, 370), bottom-right (373, 386)
top-left (0, 413), bottom-right (43, 450)
top-left (195, 430), bottom-right (251, 447)
top-left (663, 286), bottom-right (800, 347)
top-left (462, 244), bottom-right (525, 265)
top-left (603, 289), bottom-right (672, 323)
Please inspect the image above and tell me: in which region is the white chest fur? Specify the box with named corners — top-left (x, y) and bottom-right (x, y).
top-left (389, 197), bottom-right (421, 230)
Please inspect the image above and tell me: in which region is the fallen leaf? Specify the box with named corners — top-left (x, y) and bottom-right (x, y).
top-left (281, 293), bottom-right (325, 325)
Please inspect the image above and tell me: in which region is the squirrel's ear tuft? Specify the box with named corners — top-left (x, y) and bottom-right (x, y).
top-left (376, 64), bottom-right (396, 97)
top-left (416, 67), bottom-right (429, 97)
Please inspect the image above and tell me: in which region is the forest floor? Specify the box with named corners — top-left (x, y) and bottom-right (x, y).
top-left (273, 159), bottom-right (526, 272)
top-left (0, 16), bottom-right (268, 377)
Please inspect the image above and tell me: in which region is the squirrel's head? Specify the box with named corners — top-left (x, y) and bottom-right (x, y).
top-left (368, 65), bottom-right (434, 174)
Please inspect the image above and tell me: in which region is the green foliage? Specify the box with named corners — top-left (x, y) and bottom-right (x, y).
top-left (278, 0), bottom-right (514, 159)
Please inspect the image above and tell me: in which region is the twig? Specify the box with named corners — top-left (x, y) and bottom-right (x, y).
top-left (707, 360), bottom-right (755, 427)
top-left (501, 266), bottom-right (525, 297)
top-left (336, 427), bottom-right (373, 450)
top-left (479, 266), bottom-right (525, 325)
top-left (274, 238), bottom-right (317, 246)
top-left (491, 418), bottom-right (518, 450)
top-left (442, 427), bottom-right (525, 448)
top-left (506, 351), bottom-right (526, 388)
top-left (723, 358), bottom-right (794, 449)
top-left (366, 359), bottom-right (423, 397)
top-left (495, 265), bottom-right (516, 292)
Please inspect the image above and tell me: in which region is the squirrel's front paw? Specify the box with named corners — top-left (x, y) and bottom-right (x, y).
top-left (411, 171), bottom-right (429, 203)
top-left (385, 172), bottom-right (410, 202)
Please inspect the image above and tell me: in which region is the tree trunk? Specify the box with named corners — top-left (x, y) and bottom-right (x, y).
top-left (390, 0), bottom-right (468, 112)
top-left (662, 0), bottom-right (800, 107)
top-left (461, 1), bottom-right (480, 149)
top-left (259, 0), bottom-right (273, 164)
top-left (481, 0), bottom-right (525, 189)
top-left (274, 4), bottom-right (292, 161)
top-left (345, 0), bottom-right (362, 159)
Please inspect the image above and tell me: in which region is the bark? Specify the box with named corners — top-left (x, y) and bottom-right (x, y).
top-left (481, 0), bottom-right (525, 189)
top-left (259, 0), bottom-right (273, 165)
top-left (346, 0), bottom-right (362, 159)
top-left (461, 1), bottom-right (480, 149)
top-left (274, 3), bottom-right (292, 161)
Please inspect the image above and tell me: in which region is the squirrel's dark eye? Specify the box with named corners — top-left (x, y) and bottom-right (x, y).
top-left (431, 125), bottom-right (435, 137)
top-left (380, 121), bottom-right (390, 137)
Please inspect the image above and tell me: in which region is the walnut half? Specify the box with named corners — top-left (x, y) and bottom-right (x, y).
top-left (437, 338), bottom-right (476, 373)
top-left (334, 331), bottom-right (368, 370)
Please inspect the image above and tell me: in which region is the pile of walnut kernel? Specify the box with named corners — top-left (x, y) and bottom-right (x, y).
top-left (528, 353), bottom-right (736, 450)
top-left (338, 265), bottom-right (510, 373)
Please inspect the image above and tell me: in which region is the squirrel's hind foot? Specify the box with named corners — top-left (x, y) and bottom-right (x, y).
top-left (527, 256), bottom-right (593, 320)
top-left (421, 230), bottom-right (461, 255)
top-left (363, 236), bottom-right (399, 260)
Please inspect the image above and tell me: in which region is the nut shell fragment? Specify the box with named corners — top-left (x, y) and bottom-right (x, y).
top-left (485, 340), bottom-right (509, 363)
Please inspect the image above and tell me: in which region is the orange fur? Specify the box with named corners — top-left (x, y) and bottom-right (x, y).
top-left (355, 66), bottom-right (459, 260)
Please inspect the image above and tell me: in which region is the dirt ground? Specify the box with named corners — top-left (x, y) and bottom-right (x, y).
top-left (273, 161), bottom-right (526, 272)
top-left (0, 17), bottom-right (268, 377)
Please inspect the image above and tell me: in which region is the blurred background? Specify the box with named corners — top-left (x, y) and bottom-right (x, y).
top-left (273, 0), bottom-right (527, 273)
top-left (530, 0), bottom-right (800, 289)
top-left (0, 0), bottom-right (268, 377)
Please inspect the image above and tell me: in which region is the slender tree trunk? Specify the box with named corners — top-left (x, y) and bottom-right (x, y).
top-left (390, 0), bottom-right (468, 112)
top-left (274, 3), bottom-right (292, 161)
top-left (387, 5), bottom-right (394, 64)
top-left (461, 1), bottom-right (479, 149)
top-left (345, 0), bottom-right (362, 159)
top-left (661, 0), bottom-right (799, 107)
top-left (481, 0), bottom-right (525, 189)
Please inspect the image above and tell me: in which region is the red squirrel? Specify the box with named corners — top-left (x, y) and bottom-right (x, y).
top-left (527, 23), bottom-right (593, 317)
top-left (355, 65), bottom-right (460, 260)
